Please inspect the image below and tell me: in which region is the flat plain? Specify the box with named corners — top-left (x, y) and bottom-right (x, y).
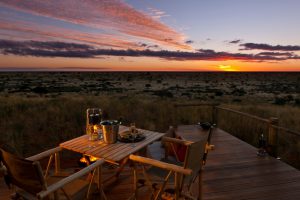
top-left (1, 72), bottom-right (299, 105)
top-left (0, 72), bottom-right (299, 169)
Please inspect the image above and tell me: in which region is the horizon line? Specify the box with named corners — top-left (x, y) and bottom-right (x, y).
top-left (1, 70), bottom-right (300, 73)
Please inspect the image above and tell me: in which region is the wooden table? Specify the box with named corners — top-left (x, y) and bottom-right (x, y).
top-left (60, 126), bottom-right (165, 165)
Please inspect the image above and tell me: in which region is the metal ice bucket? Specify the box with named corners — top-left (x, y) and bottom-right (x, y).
top-left (101, 121), bottom-right (119, 144)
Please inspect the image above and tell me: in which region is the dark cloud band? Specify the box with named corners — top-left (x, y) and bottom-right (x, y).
top-left (185, 40), bottom-right (194, 44)
top-left (1, 40), bottom-right (299, 62)
top-left (228, 39), bottom-right (242, 44)
top-left (241, 43), bottom-right (300, 51)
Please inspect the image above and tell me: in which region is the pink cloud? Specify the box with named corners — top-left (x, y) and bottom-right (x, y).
top-left (0, 0), bottom-right (190, 50)
top-left (0, 18), bottom-right (143, 49)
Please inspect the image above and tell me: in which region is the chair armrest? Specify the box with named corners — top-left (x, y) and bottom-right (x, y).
top-left (37, 158), bottom-right (105, 199)
top-left (26, 147), bottom-right (62, 161)
top-left (162, 137), bottom-right (193, 146)
top-left (129, 155), bottom-right (192, 175)
top-left (0, 161), bottom-right (7, 176)
top-left (206, 144), bottom-right (215, 150)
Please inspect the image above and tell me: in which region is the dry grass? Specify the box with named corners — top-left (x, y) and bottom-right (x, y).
top-left (0, 95), bottom-right (299, 169)
top-left (0, 95), bottom-right (211, 157)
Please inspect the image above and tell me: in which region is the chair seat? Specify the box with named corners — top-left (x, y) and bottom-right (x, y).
top-left (147, 141), bottom-right (165, 161)
top-left (146, 141), bottom-right (184, 182)
top-left (137, 169), bottom-right (183, 200)
top-left (148, 141), bottom-right (183, 171)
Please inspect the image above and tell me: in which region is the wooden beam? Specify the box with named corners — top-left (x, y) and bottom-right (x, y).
top-left (26, 147), bottom-right (61, 161)
top-left (37, 159), bottom-right (105, 199)
top-left (215, 106), bottom-right (269, 123)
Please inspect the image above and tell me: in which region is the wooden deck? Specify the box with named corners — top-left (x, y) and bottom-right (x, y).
top-left (1, 128), bottom-right (300, 199)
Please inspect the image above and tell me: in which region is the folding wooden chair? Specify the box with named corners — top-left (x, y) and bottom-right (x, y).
top-left (0, 147), bottom-right (106, 200)
top-left (129, 135), bottom-right (208, 200)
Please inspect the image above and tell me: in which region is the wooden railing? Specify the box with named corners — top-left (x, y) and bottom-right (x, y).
top-left (173, 103), bottom-right (300, 169)
top-left (173, 103), bottom-right (219, 125)
top-left (214, 106), bottom-right (270, 123)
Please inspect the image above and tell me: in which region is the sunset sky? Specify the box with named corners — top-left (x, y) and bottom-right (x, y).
top-left (1, 0), bottom-right (300, 71)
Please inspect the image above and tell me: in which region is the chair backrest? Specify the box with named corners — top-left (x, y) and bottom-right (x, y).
top-left (181, 135), bottom-right (208, 187)
top-left (0, 148), bottom-right (46, 195)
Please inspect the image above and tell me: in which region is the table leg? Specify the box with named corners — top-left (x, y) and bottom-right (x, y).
top-left (114, 147), bottom-right (149, 179)
top-left (103, 148), bottom-right (148, 185)
top-left (115, 157), bottom-right (129, 178)
top-left (102, 157), bottom-right (129, 185)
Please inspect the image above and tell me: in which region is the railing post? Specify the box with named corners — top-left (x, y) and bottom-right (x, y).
top-left (212, 106), bottom-right (218, 126)
top-left (268, 117), bottom-right (279, 158)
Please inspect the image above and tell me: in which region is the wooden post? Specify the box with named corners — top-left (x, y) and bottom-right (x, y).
top-left (212, 106), bottom-right (218, 126)
top-left (133, 164), bottom-right (138, 200)
top-left (174, 172), bottom-right (179, 200)
top-left (268, 117), bottom-right (279, 157)
top-left (97, 166), bottom-right (102, 200)
top-left (198, 171), bottom-right (203, 200)
top-left (54, 152), bottom-right (60, 175)
top-left (97, 165), bottom-right (107, 200)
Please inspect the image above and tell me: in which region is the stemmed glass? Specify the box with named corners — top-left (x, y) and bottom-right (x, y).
top-left (86, 108), bottom-right (101, 148)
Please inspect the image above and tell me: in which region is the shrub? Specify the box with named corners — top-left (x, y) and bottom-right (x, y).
top-left (295, 99), bottom-right (300, 106)
top-left (32, 86), bottom-right (48, 94)
top-left (285, 95), bottom-right (294, 102)
top-left (215, 91), bottom-right (224, 96)
top-left (153, 90), bottom-right (173, 98)
top-left (231, 88), bottom-right (246, 96)
top-left (274, 97), bottom-right (286, 105)
top-left (145, 83), bottom-right (151, 88)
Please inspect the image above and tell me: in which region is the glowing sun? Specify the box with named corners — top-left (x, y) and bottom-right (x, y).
top-left (218, 65), bottom-right (237, 71)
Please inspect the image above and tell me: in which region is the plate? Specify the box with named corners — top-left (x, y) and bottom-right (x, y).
top-left (119, 130), bottom-right (138, 137)
top-left (118, 130), bottom-right (146, 143)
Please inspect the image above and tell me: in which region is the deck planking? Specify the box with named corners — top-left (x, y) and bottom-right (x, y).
top-left (201, 128), bottom-right (300, 200)
top-left (1, 128), bottom-right (299, 199)
top-left (105, 128), bottom-right (300, 200)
